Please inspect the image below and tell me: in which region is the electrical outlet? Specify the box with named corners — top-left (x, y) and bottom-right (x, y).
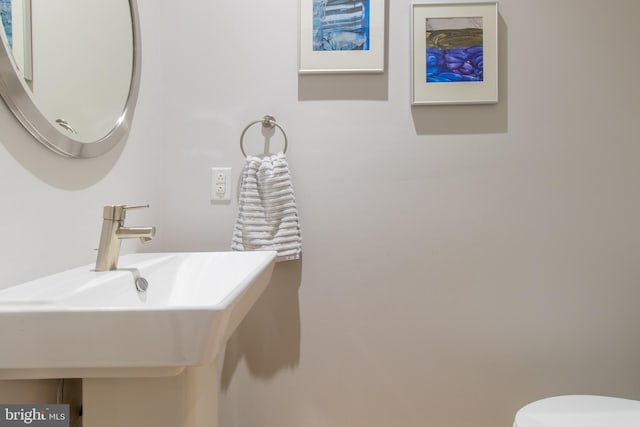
top-left (211, 167), bottom-right (232, 202)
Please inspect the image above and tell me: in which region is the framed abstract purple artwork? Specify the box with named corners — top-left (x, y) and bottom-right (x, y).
top-left (412, 2), bottom-right (498, 105)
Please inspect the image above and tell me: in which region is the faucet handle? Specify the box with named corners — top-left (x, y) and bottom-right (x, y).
top-left (123, 204), bottom-right (150, 211)
top-left (102, 204), bottom-right (150, 220)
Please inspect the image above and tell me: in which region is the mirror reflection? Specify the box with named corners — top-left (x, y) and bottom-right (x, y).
top-left (0, 0), bottom-right (134, 145)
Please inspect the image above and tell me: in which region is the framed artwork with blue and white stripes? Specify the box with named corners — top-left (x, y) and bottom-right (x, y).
top-left (299, 0), bottom-right (385, 74)
top-left (0, 0), bottom-right (12, 49)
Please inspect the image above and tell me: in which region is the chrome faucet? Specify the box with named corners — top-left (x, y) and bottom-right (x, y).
top-left (95, 204), bottom-right (156, 271)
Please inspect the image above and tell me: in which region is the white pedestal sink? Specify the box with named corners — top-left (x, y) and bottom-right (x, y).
top-left (0, 251), bottom-right (277, 427)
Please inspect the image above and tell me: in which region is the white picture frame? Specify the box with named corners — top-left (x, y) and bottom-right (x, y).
top-left (299, 0), bottom-right (386, 74)
top-left (411, 1), bottom-right (498, 105)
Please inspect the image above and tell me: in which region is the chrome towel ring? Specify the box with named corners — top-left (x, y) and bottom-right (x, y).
top-left (239, 115), bottom-right (288, 157)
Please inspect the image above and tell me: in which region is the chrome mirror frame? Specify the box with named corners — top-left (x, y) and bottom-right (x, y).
top-left (0, 0), bottom-right (141, 158)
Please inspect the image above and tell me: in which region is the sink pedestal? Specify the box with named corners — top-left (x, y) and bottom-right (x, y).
top-left (83, 362), bottom-right (220, 427)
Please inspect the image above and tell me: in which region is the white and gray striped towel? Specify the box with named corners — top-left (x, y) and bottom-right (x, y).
top-left (231, 152), bottom-right (302, 261)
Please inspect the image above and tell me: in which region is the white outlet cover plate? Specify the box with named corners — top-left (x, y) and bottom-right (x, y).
top-left (211, 167), bottom-right (231, 201)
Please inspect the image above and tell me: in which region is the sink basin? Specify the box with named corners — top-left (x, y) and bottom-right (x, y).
top-left (0, 251), bottom-right (276, 379)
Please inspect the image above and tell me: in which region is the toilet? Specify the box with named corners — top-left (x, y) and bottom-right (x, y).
top-left (514, 395), bottom-right (640, 427)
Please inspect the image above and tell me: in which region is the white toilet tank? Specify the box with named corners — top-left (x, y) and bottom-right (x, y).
top-left (514, 395), bottom-right (640, 427)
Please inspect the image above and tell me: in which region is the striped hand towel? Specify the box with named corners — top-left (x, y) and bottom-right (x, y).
top-left (231, 152), bottom-right (302, 261)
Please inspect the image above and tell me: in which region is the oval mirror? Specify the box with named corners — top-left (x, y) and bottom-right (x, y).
top-left (0, 0), bottom-right (140, 158)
